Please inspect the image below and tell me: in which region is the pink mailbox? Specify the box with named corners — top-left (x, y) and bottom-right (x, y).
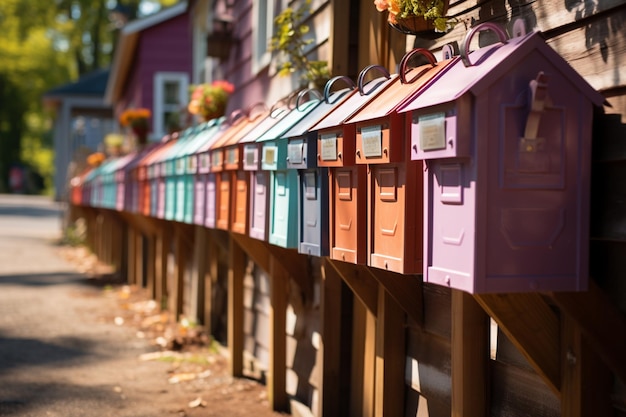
top-left (240, 106), bottom-right (290, 240)
top-left (398, 24), bottom-right (605, 293)
top-left (343, 48), bottom-right (455, 274)
top-left (312, 66), bottom-right (397, 264)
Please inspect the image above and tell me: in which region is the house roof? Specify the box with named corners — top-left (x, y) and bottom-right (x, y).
top-left (104, 1), bottom-right (188, 104)
top-left (43, 68), bottom-right (110, 99)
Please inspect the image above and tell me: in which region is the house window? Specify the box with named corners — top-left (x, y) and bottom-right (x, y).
top-left (251, 0), bottom-right (275, 74)
top-left (153, 72), bottom-right (189, 139)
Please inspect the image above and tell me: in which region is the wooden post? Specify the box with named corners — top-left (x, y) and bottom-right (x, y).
top-left (127, 226), bottom-right (137, 285)
top-left (228, 236), bottom-right (245, 377)
top-left (374, 285), bottom-right (405, 417)
top-left (319, 259), bottom-right (343, 417)
top-left (145, 233), bottom-right (156, 299)
top-left (155, 223), bottom-right (171, 310)
top-left (135, 230), bottom-right (144, 287)
top-left (451, 290), bottom-right (488, 417)
top-left (191, 225), bottom-right (207, 323)
top-left (172, 225), bottom-right (186, 319)
top-left (204, 230), bottom-right (219, 336)
top-left (268, 254), bottom-right (288, 412)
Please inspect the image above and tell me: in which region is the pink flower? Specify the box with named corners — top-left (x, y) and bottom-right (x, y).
top-left (374, 0), bottom-right (389, 11)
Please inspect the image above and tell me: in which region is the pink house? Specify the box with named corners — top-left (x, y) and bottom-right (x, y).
top-left (105, 2), bottom-right (192, 141)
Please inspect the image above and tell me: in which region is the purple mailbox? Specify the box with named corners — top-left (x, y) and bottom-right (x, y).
top-left (398, 24), bottom-right (604, 293)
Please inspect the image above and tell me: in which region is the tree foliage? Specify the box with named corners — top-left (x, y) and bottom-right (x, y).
top-left (0, 0), bottom-right (180, 192)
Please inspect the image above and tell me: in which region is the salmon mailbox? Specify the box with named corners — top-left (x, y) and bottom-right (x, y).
top-left (219, 109), bottom-right (273, 234)
top-left (241, 107), bottom-right (290, 240)
top-left (285, 77), bottom-right (356, 256)
top-left (344, 48), bottom-right (455, 274)
top-left (208, 108), bottom-right (267, 231)
top-left (312, 66), bottom-right (397, 264)
top-left (257, 92), bottom-right (322, 248)
top-left (398, 24), bottom-right (604, 293)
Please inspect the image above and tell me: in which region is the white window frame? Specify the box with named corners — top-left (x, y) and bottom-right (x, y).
top-left (251, 0), bottom-right (275, 74)
top-left (153, 72), bottom-right (190, 140)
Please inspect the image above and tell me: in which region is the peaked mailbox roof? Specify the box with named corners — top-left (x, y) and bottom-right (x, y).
top-left (399, 31), bottom-right (605, 114)
top-left (256, 98), bottom-right (321, 142)
top-left (311, 74), bottom-right (398, 131)
top-left (237, 107), bottom-right (290, 144)
top-left (283, 86), bottom-right (355, 138)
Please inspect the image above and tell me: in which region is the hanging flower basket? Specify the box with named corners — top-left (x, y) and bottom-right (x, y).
top-left (375, 0), bottom-right (455, 37)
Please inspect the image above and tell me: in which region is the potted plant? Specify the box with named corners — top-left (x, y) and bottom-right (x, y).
top-left (374, 0), bottom-right (456, 36)
top-left (187, 80), bottom-right (235, 122)
top-left (119, 108), bottom-right (151, 146)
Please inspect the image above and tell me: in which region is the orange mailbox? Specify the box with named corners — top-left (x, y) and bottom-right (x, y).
top-left (312, 66), bottom-right (397, 264)
top-left (209, 107), bottom-right (267, 231)
top-left (344, 48), bottom-right (455, 274)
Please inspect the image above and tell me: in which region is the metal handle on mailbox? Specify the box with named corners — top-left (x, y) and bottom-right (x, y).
top-left (323, 76), bottom-right (356, 104)
top-left (460, 22), bottom-right (509, 67)
top-left (296, 88), bottom-right (323, 111)
top-left (399, 48), bottom-right (437, 84)
top-left (246, 102), bottom-right (268, 121)
top-left (357, 65), bottom-right (391, 96)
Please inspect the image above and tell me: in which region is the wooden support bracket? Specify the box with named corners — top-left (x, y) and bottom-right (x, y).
top-left (365, 268), bottom-right (423, 325)
top-left (474, 292), bottom-right (561, 396)
top-left (326, 259), bottom-right (378, 315)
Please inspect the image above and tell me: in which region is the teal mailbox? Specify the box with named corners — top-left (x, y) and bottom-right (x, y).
top-left (257, 90), bottom-right (322, 248)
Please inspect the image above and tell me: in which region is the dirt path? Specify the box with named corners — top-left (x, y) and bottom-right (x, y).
top-left (0, 194), bottom-right (286, 417)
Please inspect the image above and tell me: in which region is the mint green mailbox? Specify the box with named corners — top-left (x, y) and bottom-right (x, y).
top-left (164, 127), bottom-right (197, 221)
top-left (257, 91), bottom-right (322, 248)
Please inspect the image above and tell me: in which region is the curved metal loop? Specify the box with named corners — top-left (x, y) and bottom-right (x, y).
top-left (225, 109), bottom-right (246, 126)
top-left (399, 48), bottom-right (437, 84)
top-left (323, 76), bottom-right (356, 103)
top-left (460, 22), bottom-right (509, 67)
top-left (357, 65), bottom-right (391, 95)
top-left (246, 102), bottom-right (268, 120)
top-left (269, 96), bottom-right (290, 118)
top-left (296, 88), bottom-right (323, 111)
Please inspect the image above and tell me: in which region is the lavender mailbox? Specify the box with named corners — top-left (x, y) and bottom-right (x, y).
top-left (285, 77), bottom-right (356, 256)
top-left (399, 24), bottom-right (604, 293)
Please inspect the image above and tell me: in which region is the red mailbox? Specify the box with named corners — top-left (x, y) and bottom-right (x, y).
top-left (398, 24), bottom-right (605, 293)
top-left (312, 66), bottom-right (397, 264)
top-left (344, 48), bottom-right (455, 274)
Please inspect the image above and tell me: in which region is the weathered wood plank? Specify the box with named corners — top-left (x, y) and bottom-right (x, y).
top-left (191, 225), bottom-right (207, 323)
top-left (474, 292), bottom-right (561, 396)
top-left (127, 226), bottom-right (137, 285)
top-left (228, 235), bottom-right (245, 377)
top-left (268, 255), bottom-right (288, 412)
top-left (326, 259), bottom-right (378, 315)
top-left (154, 223), bottom-right (171, 310)
top-left (551, 280), bottom-right (626, 384)
top-left (374, 285), bottom-right (406, 417)
top-left (451, 290), bottom-right (489, 417)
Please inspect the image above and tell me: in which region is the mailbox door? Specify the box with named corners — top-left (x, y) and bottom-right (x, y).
top-left (194, 173), bottom-right (206, 225)
top-left (216, 171), bottom-right (231, 230)
top-left (243, 144), bottom-right (260, 171)
top-left (299, 168), bottom-right (329, 256)
top-left (269, 170), bottom-right (298, 248)
top-left (224, 145), bottom-right (240, 171)
top-left (204, 173), bottom-right (217, 228)
top-left (175, 173), bottom-right (186, 222)
top-left (369, 160), bottom-right (423, 274)
top-left (329, 165), bottom-right (367, 264)
top-left (183, 172), bottom-right (195, 224)
top-left (157, 178), bottom-right (166, 219)
top-left (249, 170), bottom-right (269, 240)
top-left (231, 170), bottom-right (249, 234)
